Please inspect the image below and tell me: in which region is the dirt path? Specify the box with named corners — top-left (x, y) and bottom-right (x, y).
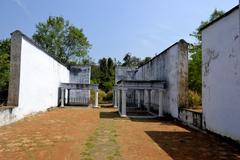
top-left (80, 116), bottom-right (121, 160)
top-left (101, 108), bottom-right (240, 160)
top-left (0, 107), bottom-right (239, 160)
top-left (0, 108), bottom-right (100, 160)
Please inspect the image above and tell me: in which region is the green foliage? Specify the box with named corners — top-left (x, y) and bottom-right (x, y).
top-left (122, 53), bottom-right (151, 67)
top-left (139, 57), bottom-right (151, 66)
top-left (188, 90), bottom-right (201, 108)
top-left (90, 89), bottom-right (113, 104)
top-left (97, 58), bottom-right (115, 92)
top-left (98, 89), bottom-right (107, 103)
top-left (189, 44), bottom-right (202, 94)
top-left (0, 39), bottom-right (10, 101)
top-left (103, 81), bottom-right (113, 92)
top-left (189, 9), bottom-right (224, 94)
top-left (90, 89), bottom-right (107, 104)
top-left (122, 53), bottom-right (141, 67)
top-left (91, 64), bottom-right (100, 84)
top-left (32, 16), bottom-right (91, 64)
top-left (103, 91), bottom-right (113, 102)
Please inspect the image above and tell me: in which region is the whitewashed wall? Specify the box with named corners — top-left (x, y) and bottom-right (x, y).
top-left (202, 7), bottom-right (240, 141)
top-left (69, 66), bottom-right (90, 105)
top-left (1, 31), bottom-right (70, 126)
top-left (17, 38), bottom-right (69, 115)
top-left (135, 41), bottom-right (188, 118)
top-left (115, 67), bottom-right (138, 83)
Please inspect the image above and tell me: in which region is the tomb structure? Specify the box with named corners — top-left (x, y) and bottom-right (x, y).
top-left (114, 40), bottom-right (188, 118)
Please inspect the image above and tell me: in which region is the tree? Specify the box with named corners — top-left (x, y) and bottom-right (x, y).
top-left (91, 64), bottom-right (100, 84)
top-left (32, 16), bottom-right (91, 64)
top-left (122, 53), bottom-right (141, 67)
top-left (122, 53), bottom-right (152, 67)
top-left (189, 9), bottom-right (225, 94)
top-left (97, 57), bottom-right (116, 92)
top-left (107, 58), bottom-right (115, 80)
top-left (139, 57), bottom-right (151, 66)
top-left (0, 39), bottom-right (10, 102)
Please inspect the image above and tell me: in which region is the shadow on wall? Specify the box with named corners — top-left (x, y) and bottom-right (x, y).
top-left (145, 130), bottom-right (240, 160)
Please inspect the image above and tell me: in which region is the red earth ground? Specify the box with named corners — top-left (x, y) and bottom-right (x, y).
top-left (0, 107), bottom-right (239, 160)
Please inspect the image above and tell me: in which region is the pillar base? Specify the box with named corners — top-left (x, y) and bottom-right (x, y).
top-left (118, 110), bottom-right (127, 118)
top-left (120, 114), bottom-right (127, 118)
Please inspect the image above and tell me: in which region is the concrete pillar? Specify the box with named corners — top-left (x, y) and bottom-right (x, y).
top-left (94, 89), bottom-right (99, 108)
top-left (148, 89), bottom-right (151, 112)
top-left (7, 31), bottom-right (22, 106)
top-left (143, 89), bottom-right (147, 109)
top-left (61, 88), bottom-right (65, 107)
top-left (121, 88), bottom-right (127, 117)
top-left (159, 90), bottom-right (163, 117)
top-left (144, 89), bottom-right (150, 111)
top-left (114, 89), bottom-right (118, 108)
top-left (136, 90), bottom-right (141, 108)
top-left (117, 89), bottom-right (120, 109)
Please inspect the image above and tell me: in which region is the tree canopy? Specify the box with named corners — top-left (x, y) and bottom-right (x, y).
top-left (32, 16), bottom-right (91, 64)
top-left (122, 52), bottom-right (151, 67)
top-left (188, 9), bottom-right (225, 94)
top-left (0, 39), bottom-right (10, 101)
top-left (98, 58), bottom-right (115, 92)
top-left (0, 9), bottom-right (227, 102)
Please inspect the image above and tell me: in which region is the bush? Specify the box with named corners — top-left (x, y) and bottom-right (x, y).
top-left (188, 90), bottom-right (201, 108)
top-left (90, 89), bottom-right (107, 104)
top-left (103, 91), bottom-right (113, 101)
top-left (90, 89), bottom-right (113, 104)
top-left (98, 89), bottom-right (107, 103)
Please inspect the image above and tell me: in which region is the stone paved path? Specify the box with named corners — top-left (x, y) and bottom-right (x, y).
top-left (0, 107), bottom-right (239, 160)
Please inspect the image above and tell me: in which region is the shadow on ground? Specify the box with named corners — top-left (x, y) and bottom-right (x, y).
top-left (99, 110), bottom-right (175, 122)
top-left (129, 116), bottom-right (175, 123)
top-left (99, 111), bottom-right (121, 119)
top-left (145, 130), bottom-right (240, 160)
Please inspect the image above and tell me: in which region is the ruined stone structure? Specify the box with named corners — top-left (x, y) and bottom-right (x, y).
top-left (114, 40), bottom-right (188, 118)
top-left (201, 5), bottom-right (240, 142)
top-left (1, 5), bottom-right (240, 145)
top-left (68, 66), bottom-right (91, 105)
top-left (0, 30), bottom-right (98, 126)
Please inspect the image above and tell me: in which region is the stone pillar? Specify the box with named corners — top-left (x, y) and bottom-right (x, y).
top-left (136, 90), bottom-right (141, 108)
top-left (158, 90), bottom-right (163, 117)
top-left (94, 89), bottom-right (99, 108)
top-left (114, 88), bottom-right (118, 108)
top-left (148, 89), bottom-right (151, 112)
top-left (117, 89), bottom-right (120, 109)
top-left (7, 31), bottom-right (22, 106)
top-left (143, 89), bottom-right (147, 109)
top-left (144, 89), bottom-right (150, 111)
top-left (61, 88), bottom-right (65, 107)
top-left (121, 88), bottom-right (127, 117)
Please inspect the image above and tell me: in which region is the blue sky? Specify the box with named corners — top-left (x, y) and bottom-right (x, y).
top-left (0, 0), bottom-right (238, 62)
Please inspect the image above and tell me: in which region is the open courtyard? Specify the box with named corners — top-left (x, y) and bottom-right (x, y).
top-left (0, 107), bottom-right (239, 160)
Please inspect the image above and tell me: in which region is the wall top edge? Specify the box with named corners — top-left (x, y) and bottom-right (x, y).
top-left (11, 30), bottom-right (69, 69)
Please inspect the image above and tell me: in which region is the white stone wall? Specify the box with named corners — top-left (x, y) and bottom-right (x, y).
top-left (135, 41), bottom-right (188, 118)
top-left (115, 67), bottom-right (138, 83)
top-left (1, 31), bottom-right (70, 126)
top-left (69, 66), bottom-right (90, 105)
top-left (202, 8), bottom-right (240, 141)
top-left (17, 38), bottom-right (69, 116)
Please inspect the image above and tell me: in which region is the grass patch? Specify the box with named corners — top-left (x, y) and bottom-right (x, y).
top-left (81, 120), bottom-right (121, 160)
